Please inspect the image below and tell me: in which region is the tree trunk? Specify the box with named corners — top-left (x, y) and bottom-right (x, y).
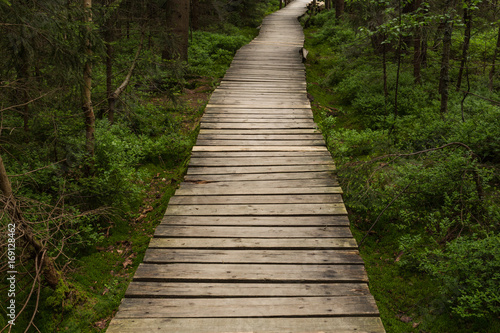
top-left (105, 4), bottom-right (115, 124)
top-left (456, 5), bottom-right (472, 91)
top-left (439, 0), bottom-right (455, 118)
top-left (414, 27), bottom-right (422, 84)
top-left (411, 0), bottom-right (423, 84)
top-left (489, 25), bottom-right (500, 91)
top-left (279, 0), bottom-right (283, 9)
top-left (0, 155), bottom-right (61, 289)
top-left (83, 0), bottom-right (95, 156)
top-left (382, 38), bottom-right (388, 112)
top-left (163, 0), bottom-right (190, 61)
top-left (394, 0), bottom-right (402, 118)
top-left (335, 0), bottom-right (344, 19)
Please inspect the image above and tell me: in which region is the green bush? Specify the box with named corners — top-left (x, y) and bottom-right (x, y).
top-left (420, 236), bottom-right (500, 319)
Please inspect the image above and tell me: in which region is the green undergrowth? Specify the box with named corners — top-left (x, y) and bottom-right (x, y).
top-left (303, 9), bottom-right (500, 333)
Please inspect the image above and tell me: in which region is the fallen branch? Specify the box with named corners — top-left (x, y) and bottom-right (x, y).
top-left (359, 180), bottom-right (414, 248)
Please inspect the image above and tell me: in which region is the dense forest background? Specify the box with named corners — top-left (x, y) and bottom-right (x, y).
top-left (1, 0), bottom-right (499, 332)
top-left (301, 0), bottom-right (500, 332)
top-left (0, 0), bottom-right (283, 331)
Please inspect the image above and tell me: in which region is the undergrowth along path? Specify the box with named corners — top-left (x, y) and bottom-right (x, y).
top-left (107, 1), bottom-right (385, 332)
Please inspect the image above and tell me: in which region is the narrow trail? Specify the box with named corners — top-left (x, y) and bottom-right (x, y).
top-left (107, 1), bottom-right (385, 332)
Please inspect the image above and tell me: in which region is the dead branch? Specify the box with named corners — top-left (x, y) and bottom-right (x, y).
top-left (0, 90), bottom-right (57, 113)
top-left (8, 159), bottom-right (67, 177)
top-left (359, 180), bottom-right (414, 247)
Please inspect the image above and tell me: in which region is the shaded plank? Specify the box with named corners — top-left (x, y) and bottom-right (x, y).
top-left (191, 146), bottom-right (328, 152)
top-left (148, 238), bottom-right (358, 249)
top-left (174, 186), bottom-right (343, 196)
top-left (125, 281), bottom-right (370, 298)
top-left (154, 226), bottom-right (352, 238)
top-left (133, 263), bottom-right (368, 283)
top-left (168, 194), bottom-right (342, 204)
top-left (164, 203), bottom-right (348, 216)
top-left (196, 140), bottom-right (326, 146)
top-left (115, 296), bottom-right (379, 318)
top-left (188, 157), bottom-right (334, 166)
top-left (107, 317), bottom-right (386, 333)
top-left (190, 151), bottom-right (331, 158)
top-left (184, 172), bottom-right (335, 182)
top-left (187, 165), bottom-right (336, 175)
top-left (160, 215), bottom-right (351, 226)
top-left (143, 249), bottom-right (362, 264)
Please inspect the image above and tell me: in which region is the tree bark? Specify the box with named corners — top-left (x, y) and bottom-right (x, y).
top-left (335, 0), bottom-right (344, 19)
top-left (105, 3), bottom-right (115, 123)
top-left (83, 0), bottom-right (95, 156)
top-left (0, 155), bottom-right (61, 289)
top-left (489, 25), bottom-right (500, 91)
top-left (456, 5), bottom-right (472, 91)
top-left (439, 0), bottom-right (455, 118)
top-left (163, 0), bottom-right (190, 61)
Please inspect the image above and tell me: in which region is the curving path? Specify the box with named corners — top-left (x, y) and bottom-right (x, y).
top-left (107, 1), bottom-right (385, 332)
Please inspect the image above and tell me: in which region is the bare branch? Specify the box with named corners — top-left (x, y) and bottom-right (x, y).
top-left (8, 159), bottom-right (67, 178)
top-left (0, 90), bottom-right (57, 113)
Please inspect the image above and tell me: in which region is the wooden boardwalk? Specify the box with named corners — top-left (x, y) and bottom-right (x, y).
top-left (107, 1), bottom-right (385, 332)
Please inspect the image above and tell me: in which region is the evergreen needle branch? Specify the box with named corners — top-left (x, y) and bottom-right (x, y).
top-left (359, 180), bottom-right (414, 248)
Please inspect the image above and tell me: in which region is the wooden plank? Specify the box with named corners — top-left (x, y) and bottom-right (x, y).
top-left (148, 238), bottom-right (358, 249)
top-left (107, 317), bottom-right (386, 333)
top-left (164, 203), bottom-right (347, 216)
top-left (115, 296), bottom-right (379, 318)
top-left (154, 226), bottom-right (352, 238)
top-left (174, 186), bottom-right (343, 196)
top-left (143, 249), bottom-right (362, 264)
top-left (160, 215), bottom-right (351, 227)
top-left (198, 128), bottom-right (319, 134)
top-left (196, 140), bottom-right (325, 146)
top-left (184, 173), bottom-right (335, 182)
top-left (190, 151), bottom-right (330, 158)
top-left (168, 194), bottom-right (342, 204)
top-left (181, 179), bottom-right (337, 188)
top-left (188, 157), bottom-right (333, 166)
top-left (191, 146), bottom-right (328, 152)
top-left (132, 263), bottom-right (368, 283)
top-left (196, 134), bottom-right (322, 140)
top-left (187, 165), bottom-right (336, 175)
top-left (125, 281), bottom-right (370, 297)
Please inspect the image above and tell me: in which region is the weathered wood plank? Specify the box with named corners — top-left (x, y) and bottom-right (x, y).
top-left (125, 281), bottom-right (370, 297)
top-left (154, 226), bottom-right (352, 238)
top-left (196, 140), bottom-right (325, 146)
top-left (107, 317), bottom-right (386, 333)
top-left (159, 215), bottom-right (351, 227)
top-left (132, 263), bottom-right (368, 283)
top-left (148, 238), bottom-right (358, 249)
top-left (174, 186), bottom-right (343, 196)
top-left (143, 249), bottom-right (362, 264)
top-left (164, 203), bottom-right (348, 216)
top-left (169, 194), bottom-right (342, 204)
top-left (184, 173), bottom-right (335, 182)
top-left (187, 165), bottom-right (336, 175)
top-left (115, 296), bottom-right (379, 318)
top-left (196, 134), bottom-right (322, 140)
top-left (188, 157), bottom-right (334, 166)
top-left (191, 146), bottom-right (328, 152)
top-left (190, 151), bottom-right (330, 158)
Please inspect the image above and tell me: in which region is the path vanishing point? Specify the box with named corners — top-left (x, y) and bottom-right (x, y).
top-left (107, 1), bottom-right (386, 332)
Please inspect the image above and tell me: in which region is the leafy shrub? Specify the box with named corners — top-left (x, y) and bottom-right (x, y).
top-left (189, 29), bottom-right (252, 77)
top-left (420, 236), bottom-right (500, 319)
